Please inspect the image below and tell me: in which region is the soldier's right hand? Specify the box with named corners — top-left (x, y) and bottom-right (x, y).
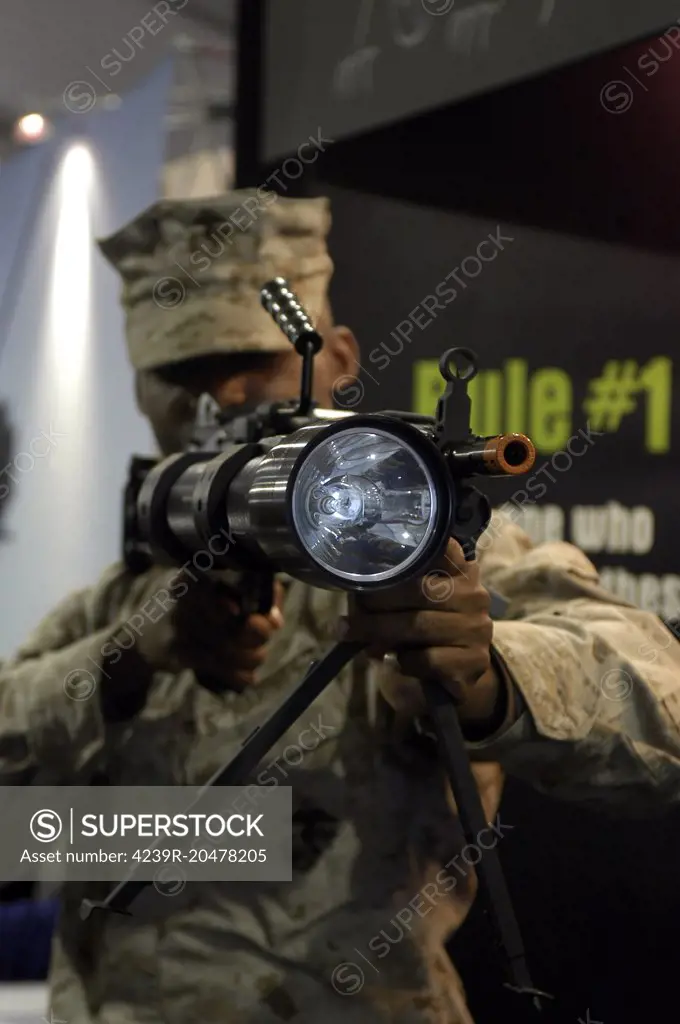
top-left (106, 571), bottom-right (284, 701)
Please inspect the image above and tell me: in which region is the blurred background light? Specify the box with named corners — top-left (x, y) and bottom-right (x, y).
top-left (13, 113), bottom-right (50, 144)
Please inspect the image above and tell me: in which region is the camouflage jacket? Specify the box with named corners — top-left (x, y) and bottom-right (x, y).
top-left (2, 512), bottom-right (680, 1024)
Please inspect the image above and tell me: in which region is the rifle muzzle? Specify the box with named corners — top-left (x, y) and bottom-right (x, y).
top-left (446, 433), bottom-right (536, 477)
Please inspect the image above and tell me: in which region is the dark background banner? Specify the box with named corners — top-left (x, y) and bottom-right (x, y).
top-left (263, 0), bottom-right (680, 160)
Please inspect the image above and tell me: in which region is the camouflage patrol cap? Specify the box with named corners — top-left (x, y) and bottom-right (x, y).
top-left (97, 191), bottom-right (333, 372)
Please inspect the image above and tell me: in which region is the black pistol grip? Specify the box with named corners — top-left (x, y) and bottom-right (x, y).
top-left (239, 572), bottom-right (275, 619)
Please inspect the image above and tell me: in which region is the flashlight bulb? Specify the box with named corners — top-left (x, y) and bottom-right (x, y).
top-left (309, 478), bottom-right (429, 528)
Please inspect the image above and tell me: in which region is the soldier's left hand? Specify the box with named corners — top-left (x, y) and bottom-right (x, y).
top-left (345, 538), bottom-right (501, 723)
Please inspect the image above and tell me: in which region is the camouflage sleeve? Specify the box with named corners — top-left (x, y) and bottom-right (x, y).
top-left (0, 564), bottom-right (132, 784)
top-left (472, 536), bottom-right (680, 815)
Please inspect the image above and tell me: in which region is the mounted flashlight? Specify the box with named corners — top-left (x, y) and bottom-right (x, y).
top-left (106, 279), bottom-right (548, 1012)
top-left (125, 279), bottom-right (534, 591)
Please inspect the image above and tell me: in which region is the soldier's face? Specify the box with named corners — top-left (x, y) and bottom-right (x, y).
top-left (136, 323), bottom-right (359, 455)
top-left (158, 350), bottom-right (314, 408)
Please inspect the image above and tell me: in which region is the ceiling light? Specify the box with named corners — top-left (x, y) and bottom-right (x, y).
top-left (14, 113), bottom-right (49, 144)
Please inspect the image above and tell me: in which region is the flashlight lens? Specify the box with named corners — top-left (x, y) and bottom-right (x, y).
top-left (291, 428), bottom-right (438, 583)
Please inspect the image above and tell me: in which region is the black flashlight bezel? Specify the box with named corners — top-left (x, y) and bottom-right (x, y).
top-left (283, 414), bottom-right (458, 591)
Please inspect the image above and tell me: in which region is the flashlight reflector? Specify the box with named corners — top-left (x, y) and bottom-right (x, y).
top-left (291, 428), bottom-right (438, 583)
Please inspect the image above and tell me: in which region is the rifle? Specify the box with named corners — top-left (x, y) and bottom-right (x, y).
top-left (84, 279), bottom-right (549, 1009)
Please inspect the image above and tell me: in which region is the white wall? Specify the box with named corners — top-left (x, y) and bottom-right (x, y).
top-left (0, 61), bottom-right (173, 656)
top-left (162, 145), bottom-right (234, 198)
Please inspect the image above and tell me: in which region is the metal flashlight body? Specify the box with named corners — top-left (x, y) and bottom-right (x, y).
top-left (132, 411), bottom-right (535, 592)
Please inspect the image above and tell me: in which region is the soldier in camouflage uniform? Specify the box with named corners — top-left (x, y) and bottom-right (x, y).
top-left (1, 192), bottom-right (679, 1024)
